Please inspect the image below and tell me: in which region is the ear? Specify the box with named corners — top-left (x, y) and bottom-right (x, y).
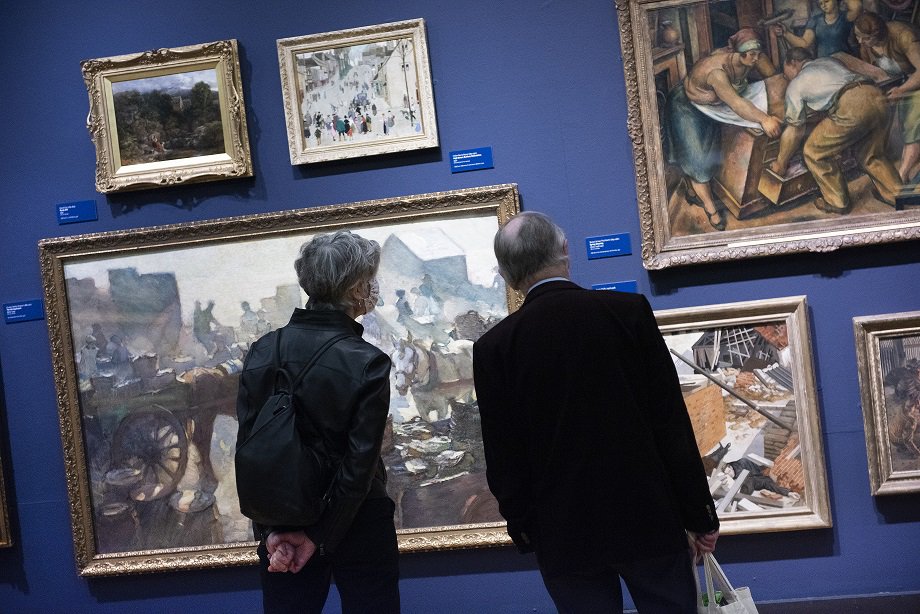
top-left (562, 239), bottom-right (569, 256)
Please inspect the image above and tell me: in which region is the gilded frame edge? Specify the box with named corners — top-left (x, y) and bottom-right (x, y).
top-left (0, 447), bottom-right (10, 548)
top-left (38, 184), bottom-right (520, 576)
top-left (654, 296), bottom-right (833, 534)
top-left (853, 310), bottom-right (920, 496)
top-left (81, 39), bottom-right (253, 194)
top-left (277, 18), bottom-right (439, 165)
top-left (613, 0), bottom-right (920, 270)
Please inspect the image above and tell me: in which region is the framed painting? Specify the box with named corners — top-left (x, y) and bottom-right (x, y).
top-left (81, 39), bottom-right (252, 193)
top-left (654, 296), bottom-right (831, 534)
top-left (854, 310), bottom-right (920, 495)
top-left (39, 184), bottom-right (519, 576)
top-left (614, 0), bottom-right (920, 269)
top-left (277, 19), bottom-right (439, 164)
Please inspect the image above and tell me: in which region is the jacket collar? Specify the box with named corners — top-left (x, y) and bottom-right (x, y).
top-left (287, 307), bottom-right (364, 336)
top-left (522, 279), bottom-right (580, 306)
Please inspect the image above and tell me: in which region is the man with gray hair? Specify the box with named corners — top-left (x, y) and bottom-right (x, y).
top-left (473, 211), bottom-right (719, 613)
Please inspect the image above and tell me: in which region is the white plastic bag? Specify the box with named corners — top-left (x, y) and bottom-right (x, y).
top-left (695, 553), bottom-right (759, 614)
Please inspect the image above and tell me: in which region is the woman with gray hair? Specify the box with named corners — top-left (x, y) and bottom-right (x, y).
top-left (237, 230), bottom-right (400, 613)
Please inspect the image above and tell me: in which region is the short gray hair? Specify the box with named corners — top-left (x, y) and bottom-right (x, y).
top-left (494, 211), bottom-right (567, 290)
top-left (294, 230), bottom-right (380, 311)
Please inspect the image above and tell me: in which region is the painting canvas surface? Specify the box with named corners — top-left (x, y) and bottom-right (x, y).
top-left (878, 334), bottom-right (920, 472)
top-left (63, 214), bottom-right (506, 556)
top-left (294, 38), bottom-right (424, 149)
top-left (111, 68), bottom-right (225, 165)
top-left (663, 323), bottom-right (807, 521)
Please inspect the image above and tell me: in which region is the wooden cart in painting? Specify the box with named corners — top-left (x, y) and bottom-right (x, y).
top-left (81, 354), bottom-right (244, 554)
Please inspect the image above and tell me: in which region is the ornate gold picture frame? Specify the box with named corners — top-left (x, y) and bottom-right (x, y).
top-left (0, 447), bottom-right (10, 548)
top-left (655, 296), bottom-right (832, 534)
top-left (854, 310), bottom-right (920, 495)
top-left (81, 39), bottom-right (252, 193)
top-left (39, 185), bottom-right (519, 576)
top-left (615, 0), bottom-right (920, 269)
top-left (277, 19), bottom-right (439, 164)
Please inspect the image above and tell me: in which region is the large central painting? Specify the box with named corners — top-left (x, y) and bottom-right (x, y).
top-left (40, 185), bottom-right (519, 576)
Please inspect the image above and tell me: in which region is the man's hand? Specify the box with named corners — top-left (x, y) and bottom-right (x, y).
top-left (761, 116), bottom-right (783, 139)
top-left (266, 530), bottom-right (317, 573)
top-left (888, 85), bottom-right (910, 100)
top-left (688, 529), bottom-right (719, 564)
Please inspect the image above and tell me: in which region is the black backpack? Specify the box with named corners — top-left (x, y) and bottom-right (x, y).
top-left (235, 330), bottom-right (348, 527)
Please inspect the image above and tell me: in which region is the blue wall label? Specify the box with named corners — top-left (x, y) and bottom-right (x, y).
top-left (586, 233), bottom-right (631, 259)
top-left (4, 300), bottom-right (45, 323)
top-left (449, 147), bottom-right (494, 173)
top-left (57, 199), bottom-right (98, 224)
top-left (592, 281), bottom-right (638, 293)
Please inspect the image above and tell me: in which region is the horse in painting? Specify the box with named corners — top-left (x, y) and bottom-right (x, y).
top-left (390, 334), bottom-right (474, 421)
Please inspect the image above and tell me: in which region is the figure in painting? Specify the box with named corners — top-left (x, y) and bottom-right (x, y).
top-left (193, 299), bottom-right (221, 356)
top-left (665, 28), bottom-right (782, 231)
top-left (77, 335), bottom-right (99, 380)
top-left (770, 47), bottom-right (900, 213)
top-left (773, 0), bottom-right (854, 57)
top-left (238, 301), bottom-right (259, 341)
top-left (854, 12), bottom-right (920, 186)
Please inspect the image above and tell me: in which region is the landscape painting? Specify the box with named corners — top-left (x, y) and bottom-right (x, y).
top-left (82, 39), bottom-right (252, 193)
top-left (615, 0), bottom-right (920, 268)
top-left (854, 311), bottom-right (920, 495)
top-left (655, 296), bottom-right (831, 534)
top-left (40, 184), bottom-right (519, 575)
top-left (277, 19), bottom-right (438, 164)
top-left (111, 69), bottom-right (225, 165)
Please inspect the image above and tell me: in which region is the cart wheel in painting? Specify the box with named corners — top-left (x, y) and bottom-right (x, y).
top-left (111, 405), bottom-right (188, 501)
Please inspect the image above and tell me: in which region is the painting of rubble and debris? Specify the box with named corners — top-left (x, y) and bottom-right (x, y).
top-left (40, 185), bottom-right (520, 574)
top-left (656, 296), bottom-right (831, 534)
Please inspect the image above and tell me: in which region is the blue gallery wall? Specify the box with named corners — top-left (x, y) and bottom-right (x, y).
top-left (0, 0), bottom-right (918, 611)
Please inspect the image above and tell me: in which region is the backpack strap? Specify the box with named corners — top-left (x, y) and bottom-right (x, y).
top-left (288, 332), bottom-right (351, 389)
top-left (277, 330), bottom-right (351, 470)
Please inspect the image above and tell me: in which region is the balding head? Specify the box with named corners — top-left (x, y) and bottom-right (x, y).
top-left (494, 211), bottom-right (569, 291)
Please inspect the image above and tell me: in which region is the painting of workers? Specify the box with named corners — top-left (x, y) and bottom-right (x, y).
top-left (616, 0), bottom-right (920, 269)
top-left (277, 19), bottom-right (439, 164)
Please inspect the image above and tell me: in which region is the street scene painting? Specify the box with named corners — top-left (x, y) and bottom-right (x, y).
top-left (854, 311), bottom-right (920, 495)
top-left (656, 296), bottom-right (831, 534)
top-left (40, 184), bottom-right (518, 575)
top-left (278, 19), bottom-right (438, 164)
top-left (111, 69), bottom-right (225, 165)
top-left (616, 0), bottom-right (920, 268)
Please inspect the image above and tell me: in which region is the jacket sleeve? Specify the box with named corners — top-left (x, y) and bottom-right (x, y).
top-left (304, 351), bottom-right (391, 554)
top-left (473, 339), bottom-right (534, 553)
top-left (635, 296), bottom-right (719, 534)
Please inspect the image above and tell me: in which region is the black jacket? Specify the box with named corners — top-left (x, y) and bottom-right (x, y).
top-left (237, 308), bottom-right (391, 554)
top-left (473, 281), bottom-right (718, 569)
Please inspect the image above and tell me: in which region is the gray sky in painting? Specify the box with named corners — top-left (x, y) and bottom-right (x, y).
top-left (111, 68), bottom-right (218, 94)
top-left (63, 216), bottom-right (499, 326)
